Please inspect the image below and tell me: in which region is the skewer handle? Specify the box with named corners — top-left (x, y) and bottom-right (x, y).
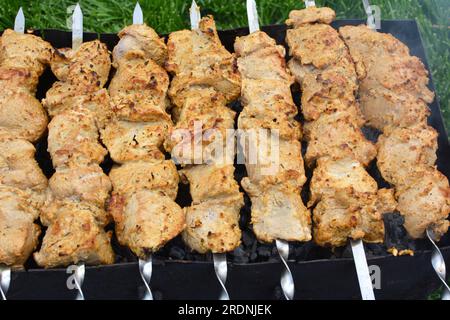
top-left (213, 253), bottom-right (230, 300)
top-left (73, 263), bottom-right (85, 300)
top-left (0, 265), bottom-right (11, 300)
top-left (139, 257), bottom-right (154, 300)
top-left (427, 229), bottom-right (450, 300)
top-left (351, 239), bottom-right (375, 300)
top-left (276, 240), bottom-right (295, 300)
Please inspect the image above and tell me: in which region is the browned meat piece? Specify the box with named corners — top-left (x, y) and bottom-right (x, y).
top-left (47, 108), bottom-right (108, 167)
top-left (46, 165), bottom-right (112, 209)
top-left (0, 132), bottom-right (47, 195)
top-left (377, 124), bottom-right (438, 190)
top-left (397, 169), bottom-right (450, 239)
top-left (109, 190), bottom-right (184, 257)
top-left (180, 164), bottom-right (243, 253)
top-left (166, 16), bottom-right (240, 107)
top-left (242, 180), bottom-right (311, 242)
top-left (50, 40), bottom-right (111, 89)
top-left (43, 85), bottom-right (112, 127)
top-left (309, 157), bottom-right (396, 246)
top-left (101, 119), bottom-right (170, 163)
top-left (109, 52), bottom-right (170, 123)
top-left (0, 186), bottom-right (41, 268)
top-left (238, 79), bottom-right (301, 141)
top-left (0, 29), bottom-right (53, 91)
top-left (182, 194), bottom-right (242, 253)
top-left (339, 25), bottom-right (433, 130)
top-left (0, 91), bottom-right (48, 142)
top-left (313, 188), bottom-right (396, 247)
top-left (286, 7), bottom-right (336, 27)
top-left (308, 157), bottom-right (378, 206)
top-left (240, 136), bottom-right (306, 188)
top-left (113, 24), bottom-right (167, 67)
top-left (303, 111), bottom-right (376, 167)
top-left (109, 160), bottom-right (179, 200)
top-left (34, 209), bottom-right (114, 268)
top-left (164, 87), bottom-right (235, 165)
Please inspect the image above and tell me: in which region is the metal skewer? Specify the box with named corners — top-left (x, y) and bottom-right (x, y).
top-left (362, 0), bottom-right (377, 30)
top-left (361, 0), bottom-right (449, 300)
top-left (0, 7), bottom-right (27, 301)
top-left (70, 4), bottom-right (86, 300)
top-left (247, 0), bottom-right (295, 300)
top-left (426, 229), bottom-right (450, 300)
top-left (131, 1), bottom-right (154, 301)
top-left (189, 0), bottom-right (230, 300)
top-left (299, 0), bottom-right (376, 300)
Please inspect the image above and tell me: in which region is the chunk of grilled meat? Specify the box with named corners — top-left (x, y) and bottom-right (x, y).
top-left (0, 29), bottom-right (53, 91)
top-left (34, 209), bottom-right (114, 268)
top-left (113, 24), bottom-right (167, 67)
top-left (396, 168), bottom-right (450, 239)
top-left (0, 186), bottom-right (42, 268)
top-left (179, 164), bottom-right (243, 253)
top-left (309, 157), bottom-right (396, 246)
top-left (166, 16), bottom-right (240, 108)
top-left (377, 124), bottom-right (438, 190)
top-left (109, 51), bottom-right (170, 123)
top-left (339, 25), bottom-right (433, 131)
top-left (303, 110), bottom-right (376, 167)
top-left (48, 108), bottom-right (108, 167)
top-left (286, 7), bottom-right (336, 28)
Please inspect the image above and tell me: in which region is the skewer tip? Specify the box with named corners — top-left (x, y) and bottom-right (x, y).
top-left (189, 0), bottom-right (201, 30)
top-left (133, 2), bottom-right (144, 25)
top-left (14, 7), bottom-right (25, 33)
top-left (246, 0), bottom-right (260, 33)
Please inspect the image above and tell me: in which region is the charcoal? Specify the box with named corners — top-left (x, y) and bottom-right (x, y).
top-left (242, 230), bottom-right (254, 247)
top-left (256, 245), bottom-right (272, 258)
top-left (232, 246), bottom-right (249, 263)
top-left (273, 285), bottom-right (284, 300)
top-left (169, 246), bottom-right (185, 260)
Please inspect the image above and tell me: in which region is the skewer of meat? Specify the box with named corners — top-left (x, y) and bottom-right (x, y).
top-left (233, 0), bottom-right (311, 300)
top-left (0, 8), bottom-right (53, 300)
top-left (101, 2), bottom-right (185, 300)
top-left (340, 0), bottom-right (450, 299)
top-left (286, 1), bottom-right (398, 299)
top-left (34, 4), bottom-right (114, 300)
top-left (164, 1), bottom-right (243, 300)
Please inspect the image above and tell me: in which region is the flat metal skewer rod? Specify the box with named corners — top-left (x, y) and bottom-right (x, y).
top-left (131, 2), bottom-right (155, 300)
top-left (351, 240), bottom-right (375, 300)
top-left (247, 0), bottom-right (295, 300)
top-left (71, 5), bottom-right (86, 299)
top-left (426, 229), bottom-right (450, 300)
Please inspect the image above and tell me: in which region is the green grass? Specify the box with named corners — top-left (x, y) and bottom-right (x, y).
top-left (0, 0), bottom-right (448, 135)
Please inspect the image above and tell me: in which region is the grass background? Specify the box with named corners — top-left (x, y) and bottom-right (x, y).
top-left (0, 0), bottom-right (448, 136)
top-left (0, 0), bottom-right (448, 299)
